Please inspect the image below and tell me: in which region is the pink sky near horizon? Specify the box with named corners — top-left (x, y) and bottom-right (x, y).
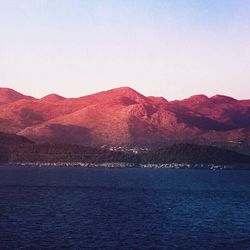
top-left (0, 1), bottom-right (250, 100)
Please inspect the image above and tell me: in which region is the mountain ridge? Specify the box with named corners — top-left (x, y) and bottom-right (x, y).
top-left (2, 86), bottom-right (247, 102)
top-left (0, 86), bottom-right (249, 151)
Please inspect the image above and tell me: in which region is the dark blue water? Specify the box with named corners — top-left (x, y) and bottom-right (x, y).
top-left (0, 166), bottom-right (250, 249)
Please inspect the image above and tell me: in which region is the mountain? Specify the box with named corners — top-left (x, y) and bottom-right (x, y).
top-left (0, 88), bottom-right (35, 104)
top-left (0, 86), bottom-right (249, 151)
top-left (40, 94), bottom-right (65, 103)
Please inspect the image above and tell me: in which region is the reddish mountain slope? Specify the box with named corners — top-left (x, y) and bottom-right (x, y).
top-left (0, 86), bottom-right (249, 147)
top-left (0, 88), bottom-right (35, 104)
top-left (40, 94), bottom-right (65, 103)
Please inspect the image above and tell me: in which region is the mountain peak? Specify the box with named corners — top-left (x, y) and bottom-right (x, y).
top-left (109, 86), bottom-right (142, 95)
top-left (41, 94), bottom-right (65, 102)
top-left (98, 86), bottom-right (147, 104)
top-left (179, 94), bottom-right (209, 105)
top-left (210, 95), bottom-right (238, 103)
top-left (0, 87), bottom-right (35, 103)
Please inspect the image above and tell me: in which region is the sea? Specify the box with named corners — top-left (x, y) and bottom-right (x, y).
top-left (0, 165), bottom-right (250, 250)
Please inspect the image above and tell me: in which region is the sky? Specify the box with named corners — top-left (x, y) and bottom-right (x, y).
top-left (0, 0), bottom-right (250, 100)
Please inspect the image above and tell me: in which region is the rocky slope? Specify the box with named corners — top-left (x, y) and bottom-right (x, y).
top-left (0, 87), bottom-right (249, 149)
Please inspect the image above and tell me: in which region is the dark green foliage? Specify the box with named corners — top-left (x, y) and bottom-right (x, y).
top-left (0, 132), bottom-right (33, 145)
top-left (0, 132), bottom-right (33, 162)
top-left (140, 143), bottom-right (250, 165)
top-left (0, 146), bottom-right (9, 163)
top-left (4, 143), bottom-right (139, 163)
top-left (0, 133), bottom-right (249, 165)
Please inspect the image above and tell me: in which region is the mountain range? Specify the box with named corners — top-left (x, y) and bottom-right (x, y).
top-left (0, 87), bottom-right (249, 152)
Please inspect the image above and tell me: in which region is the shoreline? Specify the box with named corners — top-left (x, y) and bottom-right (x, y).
top-left (4, 162), bottom-right (250, 170)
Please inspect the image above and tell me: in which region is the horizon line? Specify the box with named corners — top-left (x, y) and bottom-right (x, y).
top-left (0, 85), bottom-right (248, 102)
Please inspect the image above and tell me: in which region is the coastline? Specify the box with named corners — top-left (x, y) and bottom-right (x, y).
top-left (5, 162), bottom-right (250, 170)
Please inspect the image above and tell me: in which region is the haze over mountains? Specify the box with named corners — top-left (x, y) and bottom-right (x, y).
top-left (0, 87), bottom-right (249, 149)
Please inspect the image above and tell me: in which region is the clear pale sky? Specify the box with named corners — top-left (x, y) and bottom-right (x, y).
top-left (0, 0), bottom-right (250, 100)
